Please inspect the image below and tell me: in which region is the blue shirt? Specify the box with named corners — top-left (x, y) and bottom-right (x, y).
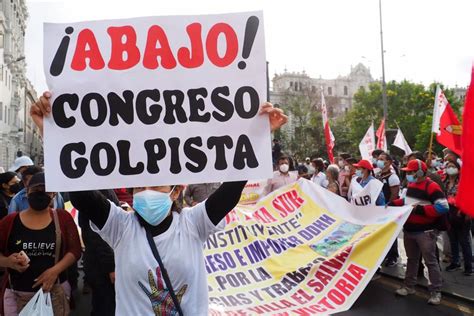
top-left (358, 175), bottom-right (386, 206)
top-left (8, 188), bottom-right (65, 214)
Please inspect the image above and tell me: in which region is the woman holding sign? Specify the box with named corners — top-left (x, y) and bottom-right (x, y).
top-left (30, 92), bottom-right (287, 316)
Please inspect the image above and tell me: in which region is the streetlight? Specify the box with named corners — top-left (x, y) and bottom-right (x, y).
top-left (379, 0), bottom-right (388, 132)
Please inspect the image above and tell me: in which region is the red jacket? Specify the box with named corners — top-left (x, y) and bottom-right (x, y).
top-left (0, 209), bottom-right (82, 261)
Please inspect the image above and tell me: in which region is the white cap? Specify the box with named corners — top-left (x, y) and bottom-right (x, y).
top-left (9, 156), bottom-right (34, 172)
top-left (0, 167), bottom-right (4, 173)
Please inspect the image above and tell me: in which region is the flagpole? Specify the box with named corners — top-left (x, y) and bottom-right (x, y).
top-left (428, 132), bottom-right (435, 161)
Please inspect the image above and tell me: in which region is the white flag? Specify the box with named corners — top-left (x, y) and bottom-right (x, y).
top-left (392, 128), bottom-right (412, 154)
top-left (432, 85), bottom-right (449, 134)
top-left (359, 123), bottom-right (376, 160)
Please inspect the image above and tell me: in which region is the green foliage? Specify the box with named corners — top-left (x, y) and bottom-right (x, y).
top-left (277, 80), bottom-right (464, 159)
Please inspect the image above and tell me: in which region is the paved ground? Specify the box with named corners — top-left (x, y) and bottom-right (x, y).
top-left (380, 234), bottom-right (474, 303)
top-left (71, 274), bottom-right (472, 315)
top-left (338, 277), bottom-right (473, 316)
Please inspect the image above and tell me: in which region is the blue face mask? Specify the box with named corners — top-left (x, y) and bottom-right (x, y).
top-left (133, 189), bottom-right (174, 226)
top-left (406, 175), bottom-right (417, 183)
top-left (355, 169), bottom-right (363, 178)
top-left (376, 160), bottom-right (386, 169)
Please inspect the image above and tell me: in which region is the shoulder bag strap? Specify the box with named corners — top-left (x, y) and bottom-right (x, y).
top-left (145, 227), bottom-right (184, 316)
top-left (52, 210), bottom-right (61, 265)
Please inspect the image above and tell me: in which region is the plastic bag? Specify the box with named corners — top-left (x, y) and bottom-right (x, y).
top-left (19, 288), bottom-right (54, 316)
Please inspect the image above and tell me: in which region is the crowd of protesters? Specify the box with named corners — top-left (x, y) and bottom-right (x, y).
top-left (268, 141), bottom-right (472, 306)
top-left (0, 99), bottom-right (471, 314)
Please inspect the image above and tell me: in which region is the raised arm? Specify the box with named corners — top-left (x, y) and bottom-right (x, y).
top-left (205, 181), bottom-right (247, 225)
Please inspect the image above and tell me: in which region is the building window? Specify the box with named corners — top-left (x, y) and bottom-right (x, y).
top-left (344, 86), bottom-right (348, 95)
top-left (0, 33), bottom-right (4, 48)
top-left (311, 86), bottom-right (316, 93)
top-left (0, 102), bottom-right (2, 121)
top-left (290, 81), bottom-right (293, 88)
top-left (328, 87), bottom-right (332, 95)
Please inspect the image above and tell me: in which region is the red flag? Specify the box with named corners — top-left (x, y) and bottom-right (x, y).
top-left (456, 66), bottom-right (474, 215)
top-left (437, 104), bottom-right (462, 156)
top-left (321, 91), bottom-right (335, 163)
top-left (376, 119), bottom-right (387, 150)
top-left (432, 86), bottom-right (462, 156)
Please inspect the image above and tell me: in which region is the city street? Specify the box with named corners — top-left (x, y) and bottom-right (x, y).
top-left (71, 274), bottom-right (473, 315)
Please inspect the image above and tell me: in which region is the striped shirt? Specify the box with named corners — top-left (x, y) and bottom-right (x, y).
top-left (404, 178), bottom-right (449, 232)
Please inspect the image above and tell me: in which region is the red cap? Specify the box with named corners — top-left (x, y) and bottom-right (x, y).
top-left (353, 159), bottom-right (374, 170)
top-left (401, 159), bottom-right (427, 172)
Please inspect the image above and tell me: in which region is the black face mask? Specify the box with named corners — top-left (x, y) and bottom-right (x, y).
top-left (28, 192), bottom-right (52, 211)
top-left (9, 183), bottom-right (21, 194)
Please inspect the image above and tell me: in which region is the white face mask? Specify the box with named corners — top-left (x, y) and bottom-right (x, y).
top-left (279, 163), bottom-right (289, 173)
top-left (338, 160), bottom-right (345, 168)
top-left (344, 165), bottom-right (351, 172)
top-left (446, 167), bottom-right (459, 176)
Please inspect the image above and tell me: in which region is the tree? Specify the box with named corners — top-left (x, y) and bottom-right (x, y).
top-left (275, 80), bottom-right (464, 160)
top-left (338, 81), bottom-right (463, 158)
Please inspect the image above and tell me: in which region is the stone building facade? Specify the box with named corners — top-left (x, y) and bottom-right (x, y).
top-left (0, 0), bottom-right (41, 171)
top-left (270, 63), bottom-right (374, 137)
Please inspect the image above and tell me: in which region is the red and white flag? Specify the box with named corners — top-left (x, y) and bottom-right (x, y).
top-left (456, 66), bottom-right (474, 216)
top-left (359, 123), bottom-right (375, 160)
top-left (432, 85), bottom-right (462, 156)
top-left (376, 119), bottom-right (387, 151)
top-left (321, 91), bottom-right (335, 163)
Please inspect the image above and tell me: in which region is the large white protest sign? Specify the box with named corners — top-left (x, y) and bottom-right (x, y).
top-left (43, 12), bottom-right (270, 191)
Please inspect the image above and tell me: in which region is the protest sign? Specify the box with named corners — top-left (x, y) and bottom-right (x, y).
top-left (239, 179), bottom-right (267, 205)
top-left (205, 179), bottom-right (411, 314)
top-left (43, 12), bottom-right (270, 191)
top-left (347, 176), bottom-right (384, 207)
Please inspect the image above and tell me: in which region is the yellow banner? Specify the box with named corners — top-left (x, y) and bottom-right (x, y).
top-left (206, 179), bottom-right (411, 315)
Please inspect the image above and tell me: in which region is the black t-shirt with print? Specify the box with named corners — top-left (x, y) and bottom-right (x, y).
top-left (7, 216), bottom-right (66, 292)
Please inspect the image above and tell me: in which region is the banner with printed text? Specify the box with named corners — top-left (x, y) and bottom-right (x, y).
top-left (205, 179), bottom-right (411, 315)
top-left (43, 12), bottom-right (270, 191)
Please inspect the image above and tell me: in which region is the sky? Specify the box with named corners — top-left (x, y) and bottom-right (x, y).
top-left (25, 0), bottom-right (474, 94)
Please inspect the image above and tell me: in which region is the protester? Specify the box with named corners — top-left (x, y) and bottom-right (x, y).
top-left (406, 152), bottom-right (444, 190)
top-left (184, 183), bottom-right (221, 206)
top-left (30, 92), bottom-right (287, 315)
top-left (325, 164), bottom-right (341, 195)
top-left (443, 148), bottom-right (462, 167)
top-left (311, 158), bottom-right (328, 188)
top-left (337, 154), bottom-right (351, 199)
top-left (297, 165), bottom-right (311, 180)
top-left (394, 159), bottom-right (449, 305)
top-left (443, 160), bottom-right (472, 275)
top-left (341, 157), bottom-right (357, 200)
top-left (304, 157), bottom-right (315, 176)
top-left (8, 156), bottom-right (34, 175)
top-left (377, 153), bottom-right (401, 266)
top-left (424, 151), bottom-right (442, 172)
top-left (0, 173), bottom-right (21, 220)
top-left (0, 172), bottom-right (81, 315)
top-left (349, 159), bottom-right (385, 206)
top-left (371, 149), bottom-right (385, 167)
top-left (8, 166), bottom-right (65, 214)
top-left (79, 190), bottom-right (120, 316)
top-left (263, 156), bottom-right (298, 196)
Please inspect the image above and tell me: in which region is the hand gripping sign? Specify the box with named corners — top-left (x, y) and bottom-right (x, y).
top-left (43, 12), bottom-right (270, 191)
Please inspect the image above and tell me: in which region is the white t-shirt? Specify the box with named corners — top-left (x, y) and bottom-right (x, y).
top-left (387, 173), bottom-right (400, 187)
top-left (312, 171), bottom-right (328, 188)
top-left (91, 201), bottom-right (224, 316)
